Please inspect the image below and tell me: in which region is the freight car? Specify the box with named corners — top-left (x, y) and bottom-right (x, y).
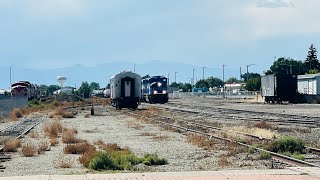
top-left (261, 74), bottom-right (299, 103)
top-left (11, 81), bottom-right (39, 100)
top-left (110, 71), bottom-right (141, 109)
top-left (141, 76), bottom-right (169, 104)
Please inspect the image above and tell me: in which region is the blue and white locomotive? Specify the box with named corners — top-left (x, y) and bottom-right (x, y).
top-left (141, 76), bottom-right (169, 104)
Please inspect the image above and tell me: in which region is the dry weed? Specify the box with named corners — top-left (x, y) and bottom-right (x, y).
top-left (53, 154), bottom-right (73, 168)
top-left (61, 129), bottom-right (83, 144)
top-left (152, 135), bottom-right (170, 141)
top-left (254, 121), bottom-right (272, 129)
top-left (49, 107), bottom-right (75, 119)
top-left (30, 131), bottom-right (40, 138)
top-left (64, 142), bottom-right (96, 154)
top-left (218, 154), bottom-right (230, 168)
top-left (38, 141), bottom-right (50, 154)
top-left (43, 121), bottom-right (63, 138)
top-left (187, 134), bottom-right (215, 150)
top-left (50, 137), bottom-right (59, 146)
top-left (3, 139), bottom-right (21, 152)
top-left (9, 108), bottom-right (23, 121)
top-left (21, 143), bottom-right (37, 157)
top-left (78, 148), bottom-right (98, 168)
top-left (84, 114), bottom-right (90, 118)
top-left (141, 132), bottom-right (156, 136)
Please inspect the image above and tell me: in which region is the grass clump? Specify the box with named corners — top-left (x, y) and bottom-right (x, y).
top-left (187, 134), bottom-right (215, 150)
top-left (38, 141), bottom-right (50, 154)
top-left (271, 136), bottom-right (305, 154)
top-left (61, 128), bottom-right (82, 144)
top-left (89, 152), bottom-right (116, 170)
top-left (142, 153), bottom-right (168, 166)
top-left (21, 143), bottom-right (37, 157)
top-left (3, 139), bottom-right (21, 152)
top-left (259, 151), bottom-right (271, 160)
top-left (291, 152), bottom-right (305, 161)
top-left (254, 121), bottom-right (272, 129)
top-left (64, 142), bottom-right (96, 154)
top-left (54, 155), bottom-right (73, 168)
top-left (9, 108), bottom-right (23, 121)
top-left (43, 121), bottom-right (63, 138)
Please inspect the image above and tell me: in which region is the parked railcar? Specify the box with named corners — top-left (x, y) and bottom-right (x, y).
top-left (11, 81), bottom-right (39, 100)
top-left (110, 71), bottom-right (141, 109)
top-left (261, 74), bottom-right (298, 103)
top-left (141, 76), bottom-right (169, 104)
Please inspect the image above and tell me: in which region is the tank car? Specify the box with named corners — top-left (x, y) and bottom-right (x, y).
top-left (141, 76), bottom-right (169, 104)
top-left (110, 71), bottom-right (141, 109)
top-left (11, 81), bottom-right (39, 100)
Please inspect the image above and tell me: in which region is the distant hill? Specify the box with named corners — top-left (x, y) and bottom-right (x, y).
top-left (0, 61), bottom-right (246, 89)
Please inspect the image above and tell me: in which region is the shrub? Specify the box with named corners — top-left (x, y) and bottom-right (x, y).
top-left (110, 151), bottom-right (141, 170)
top-left (61, 129), bottom-right (82, 144)
top-left (50, 138), bottom-right (59, 146)
top-left (259, 151), bottom-right (271, 160)
top-left (21, 143), bottom-right (37, 157)
top-left (64, 142), bottom-right (96, 154)
top-left (218, 155), bottom-right (229, 168)
top-left (79, 149), bottom-right (98, 168)
top-left (3, 139), bottom-right (21, 152)
top-left (142, 153), bottom-right (167, 166)
top-left (9, 108), bottom-right (23, 121)
top-left (102, 143), bottom-right (127, 153)
top-left (187, 134), bottom-right (215, 150)
top-left (54, 155), bottom-right (73, 168)
top-left (271, 136), bottom-right (305, 154)
top-left (38, 141), bottom-right (50, 154)
top-left (89, 152), bottom-right (116, 170)
top-left (43, 121), bottom-right (62, 138)
top-left (49, 107), bottom-right (75, 119)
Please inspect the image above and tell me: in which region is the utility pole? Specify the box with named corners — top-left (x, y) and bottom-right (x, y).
top-left (240, 66), bottom-right (242, 81)
top-left (192, 69), bottom-right (195, 86)
top-left (10, 66), bottom-right (12, 92)
top-left (133, 64), bottom-right (136, 73)
top-left (246, 64), bottom-right (255, 81)
top-left (223, 65), bottom-right (226, 98)
top-left (202, 67), bottom-right (206, 80)
top-left (167, 73), bottom-right (170, 86)
top-left (175, 72), bottom-right (178, 83)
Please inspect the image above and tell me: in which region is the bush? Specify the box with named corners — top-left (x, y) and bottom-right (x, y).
top-left (89, 152), bottom-right (116, 170)
top-left (50, 137), bottom-right (59, 146)
top-left (271, 136), bottom-right (304, 154)
top-left (62, 129), bottom-right (82, 144)
top-left (9, 108), bottom-right (23, 121)
top-left (3, 139), bottom-right (21, 152)
top-left (64, 142), bottom-right (96, 154)
top-left (21, 143), bottom-right (37, 157)
top-left (259, 151), bottom-right (271, 160)
top-left (54, 154), bottom-right (73, 168)
top-left (79, 149), bottom-right (98, 168)
top-left (142, 153), bottom-right (168, 166)
top-left (43, 121), bottom-right (62, 138)
top-left (38, 141), bottom-right (50, 154)
top-left (110, 151), bottom-right (141, 170)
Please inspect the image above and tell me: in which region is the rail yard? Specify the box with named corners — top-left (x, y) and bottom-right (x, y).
top-left (0, 96), bottom-right (319, 177)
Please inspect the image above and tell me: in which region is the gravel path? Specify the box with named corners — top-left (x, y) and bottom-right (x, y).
top-left (0, 105), bottom-right (270, 177)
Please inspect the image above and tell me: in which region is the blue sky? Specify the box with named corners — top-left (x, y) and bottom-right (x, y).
top-left (0, 0), bottom-right (320, 84)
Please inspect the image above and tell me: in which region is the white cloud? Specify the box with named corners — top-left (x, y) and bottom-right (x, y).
top-left (242, 0), bottom-right (320, 38)
top-left (256, 0), bottom-right (295, 8)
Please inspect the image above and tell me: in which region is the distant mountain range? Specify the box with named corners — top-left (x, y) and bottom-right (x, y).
top-left (0, 61), bottom-right (255, 89)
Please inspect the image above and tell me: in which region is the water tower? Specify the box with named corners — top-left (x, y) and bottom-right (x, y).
top-left (57, 76), bottom-right (67, 88)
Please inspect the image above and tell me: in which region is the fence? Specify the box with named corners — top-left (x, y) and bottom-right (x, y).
top-left (0, 97), bottom-right (28, 117)
top-left (170, 91), bottom-right (261, 99)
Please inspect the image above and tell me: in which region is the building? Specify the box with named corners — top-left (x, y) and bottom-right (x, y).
top-left (297, 73), bottom-right (320, 95)
top-left (53, 87), bottom-right (75, 95)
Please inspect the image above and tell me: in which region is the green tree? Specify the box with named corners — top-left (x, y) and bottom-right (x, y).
top-left (106, 83), bottom-right (110, 89)
top-left (226, 77), bottom-right (241, 83)
top-left (90, 82), bottom-right (100, 90)
top-left (206, 77), bottom-right (224, 87)
top-left (47, 85), bottom-right (60, 95)
top-left (170, 82), bottom-right (179, 88)
top-left (242, 73), bottom-right (261, 83)
top-left (78, 81), bottom-right (91, 98)
top-left (180, 83), bottom-right (192, 92)
top-left (305, 44), bottom-right (319, 71)
top-left (195, 80), bottom-right (209, 88)
top-left (245, 76), bottom-right (261, 91)
top-left (266, 57), bottom-right (306, 76)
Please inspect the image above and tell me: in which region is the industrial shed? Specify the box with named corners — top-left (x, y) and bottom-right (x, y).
top-left (298, 73), bottom-right (320, 95)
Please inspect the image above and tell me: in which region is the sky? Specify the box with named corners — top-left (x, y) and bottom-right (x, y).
top-left (1, 0), bottom-right (320, 85)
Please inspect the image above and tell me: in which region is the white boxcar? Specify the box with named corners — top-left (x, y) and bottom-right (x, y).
top-left (298, 73), bottom-right (320, 95)
top-left (110, 71), bottom-right (141, 109)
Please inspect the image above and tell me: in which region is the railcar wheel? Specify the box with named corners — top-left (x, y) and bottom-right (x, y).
top-left (116, 101), bottom-right (121, 110)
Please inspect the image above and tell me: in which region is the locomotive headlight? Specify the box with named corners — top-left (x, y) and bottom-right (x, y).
top-left (154, 90), bottom-right (158, 94)
top-left (162, 90), bottom-right (167, 94)
top-left (157, 82), bottom-right (162, 87)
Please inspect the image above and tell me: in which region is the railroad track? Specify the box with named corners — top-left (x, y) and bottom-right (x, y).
top-left (0, 117), bottom-right (45, 170)
top-left (150, 103), bottom-right (320, 127)
top-left (124, 106), bottom-right (320, 168)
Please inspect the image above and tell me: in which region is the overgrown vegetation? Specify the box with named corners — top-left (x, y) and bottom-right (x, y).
top-left (270, 136), bottom-right (305, 154)
top-left (187, 134), bottom-right (215, 150)
top-left (259, 151), bottom-right (271, 160)
top-left (54, 155), bottom-right (73, 168)
top-left (78, 142), bottom-right (168, 171)
top-left (3, 139), bottom-right (21, 152)
top-left (21, 143), bottom-right (37, 157)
